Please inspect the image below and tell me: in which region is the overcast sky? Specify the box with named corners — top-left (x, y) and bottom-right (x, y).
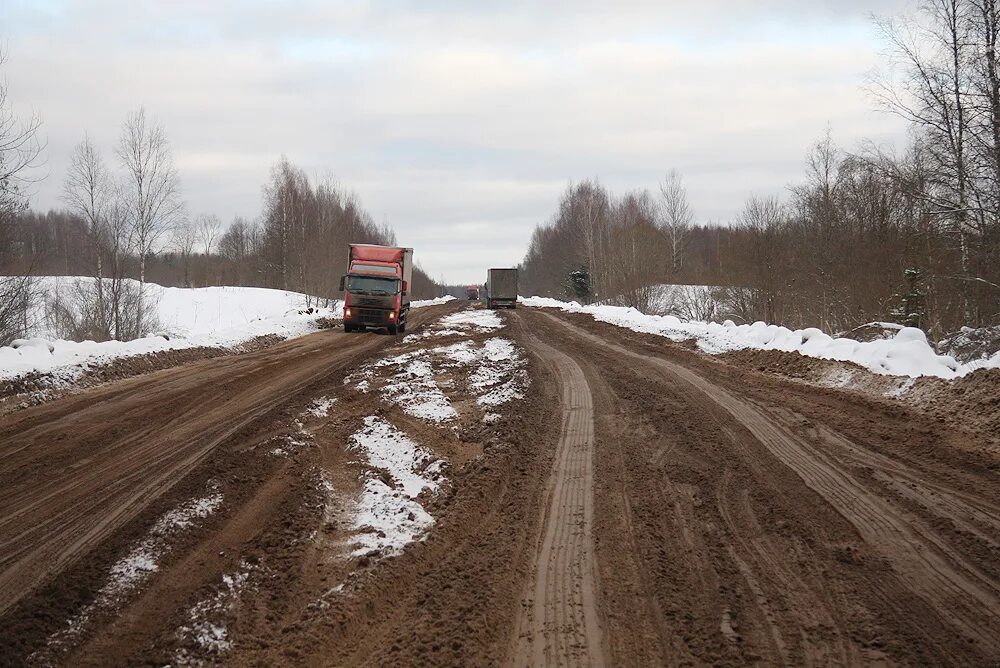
top-left (5, 0), bottom-right (912, 283)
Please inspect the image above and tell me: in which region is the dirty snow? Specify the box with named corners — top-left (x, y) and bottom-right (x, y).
top-left (348, 417), bottom-right (443, 555)
top-left (349, 416), bottom-right (442, 497)
top-left (352, 479), bottom-right (436, 555)
top-left (348, 309), bottom-right (528, 421)
top-left (305, 396), bottom-right (337, 418)
top-left (521, 296), bottom-right (998, 379)
top-left (33, 488), bottom-right (223, 662)
top-left (410, 295), bottom-right (456, 308)
top-left (173, 564), bottom-right (252, 664)
top-left (438, 309), bottom-right (503, 333)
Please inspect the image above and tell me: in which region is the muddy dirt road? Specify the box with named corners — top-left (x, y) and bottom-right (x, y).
top-left (1, 302), bottom-right (998, 666)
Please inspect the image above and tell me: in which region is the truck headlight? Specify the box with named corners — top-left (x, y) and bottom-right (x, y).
top-left (345, 308), bottom-right (352, 318)
top-left (388, 311), bottom-right (396, 320)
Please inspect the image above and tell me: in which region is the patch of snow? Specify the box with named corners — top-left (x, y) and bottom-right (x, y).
top-left (885, 377), bottom-right (917, 398)
top-left (174, 563), bottom-right (252, 664)
top-left (305, 396), bottom-right (337, 418)
top-left (483, 412), bottom-right (502, 424)
top-left (348, 417), bottom-right (444, 556)
top-left (521, 296), bottom-right (993, 379)
top-left (354, 353), bottom-right (458, 423)
top-left (411, 295), bottom-right (456, 308)
top-left (438, 308), bottom-right (503, 333)
top-left (351, 479), bottom-right (435, 555)
top-left (33, 488), bottom-right (223, 663)
top-left (349, 416), bottom-right (441, 497)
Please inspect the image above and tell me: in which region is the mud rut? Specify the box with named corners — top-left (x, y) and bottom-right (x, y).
top-left (510, 335), bottom-right (605, 667)
top-left (513, 309), bottom-right (1000, 666)
top-left (1, 302), bottom-right (998, 666)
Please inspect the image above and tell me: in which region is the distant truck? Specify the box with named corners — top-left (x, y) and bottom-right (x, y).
top-left (486, 268), bottom-right (518, 309)
top-left (339, 244), bottom-right (413, 334)
top-left (465, 285), bottom-right (480, 300)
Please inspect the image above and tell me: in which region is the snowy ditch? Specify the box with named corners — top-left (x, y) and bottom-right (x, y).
top-left (32, 486), bottom-right (224, 663)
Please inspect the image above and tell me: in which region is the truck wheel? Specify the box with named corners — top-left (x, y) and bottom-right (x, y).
top-left (387, 324), bottom-right (398, 335)
top-left (398, 322), bottom-right (406, 333)
top-left (344, 323), bottom-right (353, 333)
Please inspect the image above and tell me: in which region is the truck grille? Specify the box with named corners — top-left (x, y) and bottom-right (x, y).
top-left (357, 308), bottom-right (385, 324)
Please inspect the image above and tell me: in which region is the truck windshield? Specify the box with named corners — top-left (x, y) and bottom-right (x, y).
top-left (347, 275), bottom-right (399, 295)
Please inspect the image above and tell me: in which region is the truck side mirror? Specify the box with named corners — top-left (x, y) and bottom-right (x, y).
top-left (338, 275), bottom-right (346, 292)
top-left (401, 280), bottom-right (408, 295)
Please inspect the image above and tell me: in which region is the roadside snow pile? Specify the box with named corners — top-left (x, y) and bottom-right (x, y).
top-left (0, 278), bottom-right (456, 383)
top-left (34, 488), bottom-right (223, 662)
top-left (521, 296), bottom-right (997, 379)
top-left (0, 277), bottom-right (342, 382)
top-left (348, 417), bottom-right (443, 555)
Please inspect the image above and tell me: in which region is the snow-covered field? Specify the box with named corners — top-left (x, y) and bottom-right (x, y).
top-left (522, 296), bottom-right (1000, 379)
top-left (0, 276), bottom-right (453, 382)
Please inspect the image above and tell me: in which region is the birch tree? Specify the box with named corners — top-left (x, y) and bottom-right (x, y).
top-left (116, 108), bottom-right (183, 285)
top-left (658, 169), bottom-right (693, 277)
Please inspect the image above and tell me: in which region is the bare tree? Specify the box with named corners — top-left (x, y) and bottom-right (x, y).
top-left (116, 108), bottom-right (183, 285)
top-left (195, 213), bottom-right (221, 256)
top-left (62, 136), bottom-right (113, 332)
top-left (658, 169), bottom-right (693, 277)
top-left (172, 217), bottom-right (198, 287)
top-left (0, 49), bottom-right (43, 343)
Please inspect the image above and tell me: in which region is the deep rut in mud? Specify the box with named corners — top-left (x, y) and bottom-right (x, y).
top-left (517, 309), bottom-right (1000, 666)
top-left (510, 334), bottom-right (605, 667)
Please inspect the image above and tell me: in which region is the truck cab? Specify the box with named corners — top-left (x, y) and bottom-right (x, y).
top-left (340, 244), bottom-right (413, 334)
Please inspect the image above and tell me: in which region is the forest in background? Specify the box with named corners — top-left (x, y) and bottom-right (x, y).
top-left (520, 1), bottom-right (1000, 340)
top-left (0, 96), bottom-right (437, 343)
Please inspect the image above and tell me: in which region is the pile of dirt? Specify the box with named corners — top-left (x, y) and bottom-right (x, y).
top-left (908, 368), bottom-right (1000, 453)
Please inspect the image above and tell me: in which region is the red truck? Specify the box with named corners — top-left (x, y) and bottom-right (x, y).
top-left (339, 244), bottom-right (413, 334)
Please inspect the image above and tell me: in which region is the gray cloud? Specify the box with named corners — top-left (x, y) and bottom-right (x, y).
top-left (5, 0), bottom-right (910, 282)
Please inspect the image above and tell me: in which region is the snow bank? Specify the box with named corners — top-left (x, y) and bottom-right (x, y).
top-left (0, 277), bottom-right (342, 382)
top-left (521, 296), bottom-right (997, 379)
top-left (0, 277), bottom-right (457, 382)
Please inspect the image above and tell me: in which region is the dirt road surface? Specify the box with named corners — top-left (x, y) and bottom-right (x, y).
top-left (510, 334), bottom-right (604, 667)
top-left (1, 302), bottom-right (998, 666)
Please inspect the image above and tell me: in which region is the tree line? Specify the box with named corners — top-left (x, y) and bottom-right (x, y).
top-left (521, 2), bottom-right (1000, 339)
top-left (0, 57), bottom-right (436, 343)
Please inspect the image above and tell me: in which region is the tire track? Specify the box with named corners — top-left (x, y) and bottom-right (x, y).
top-left (537, 311), bottom-right (1000, 657)
top-left (0, 306), bottom-right (452, 616)
top-left (510, 334), bottom-right (606, 667)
